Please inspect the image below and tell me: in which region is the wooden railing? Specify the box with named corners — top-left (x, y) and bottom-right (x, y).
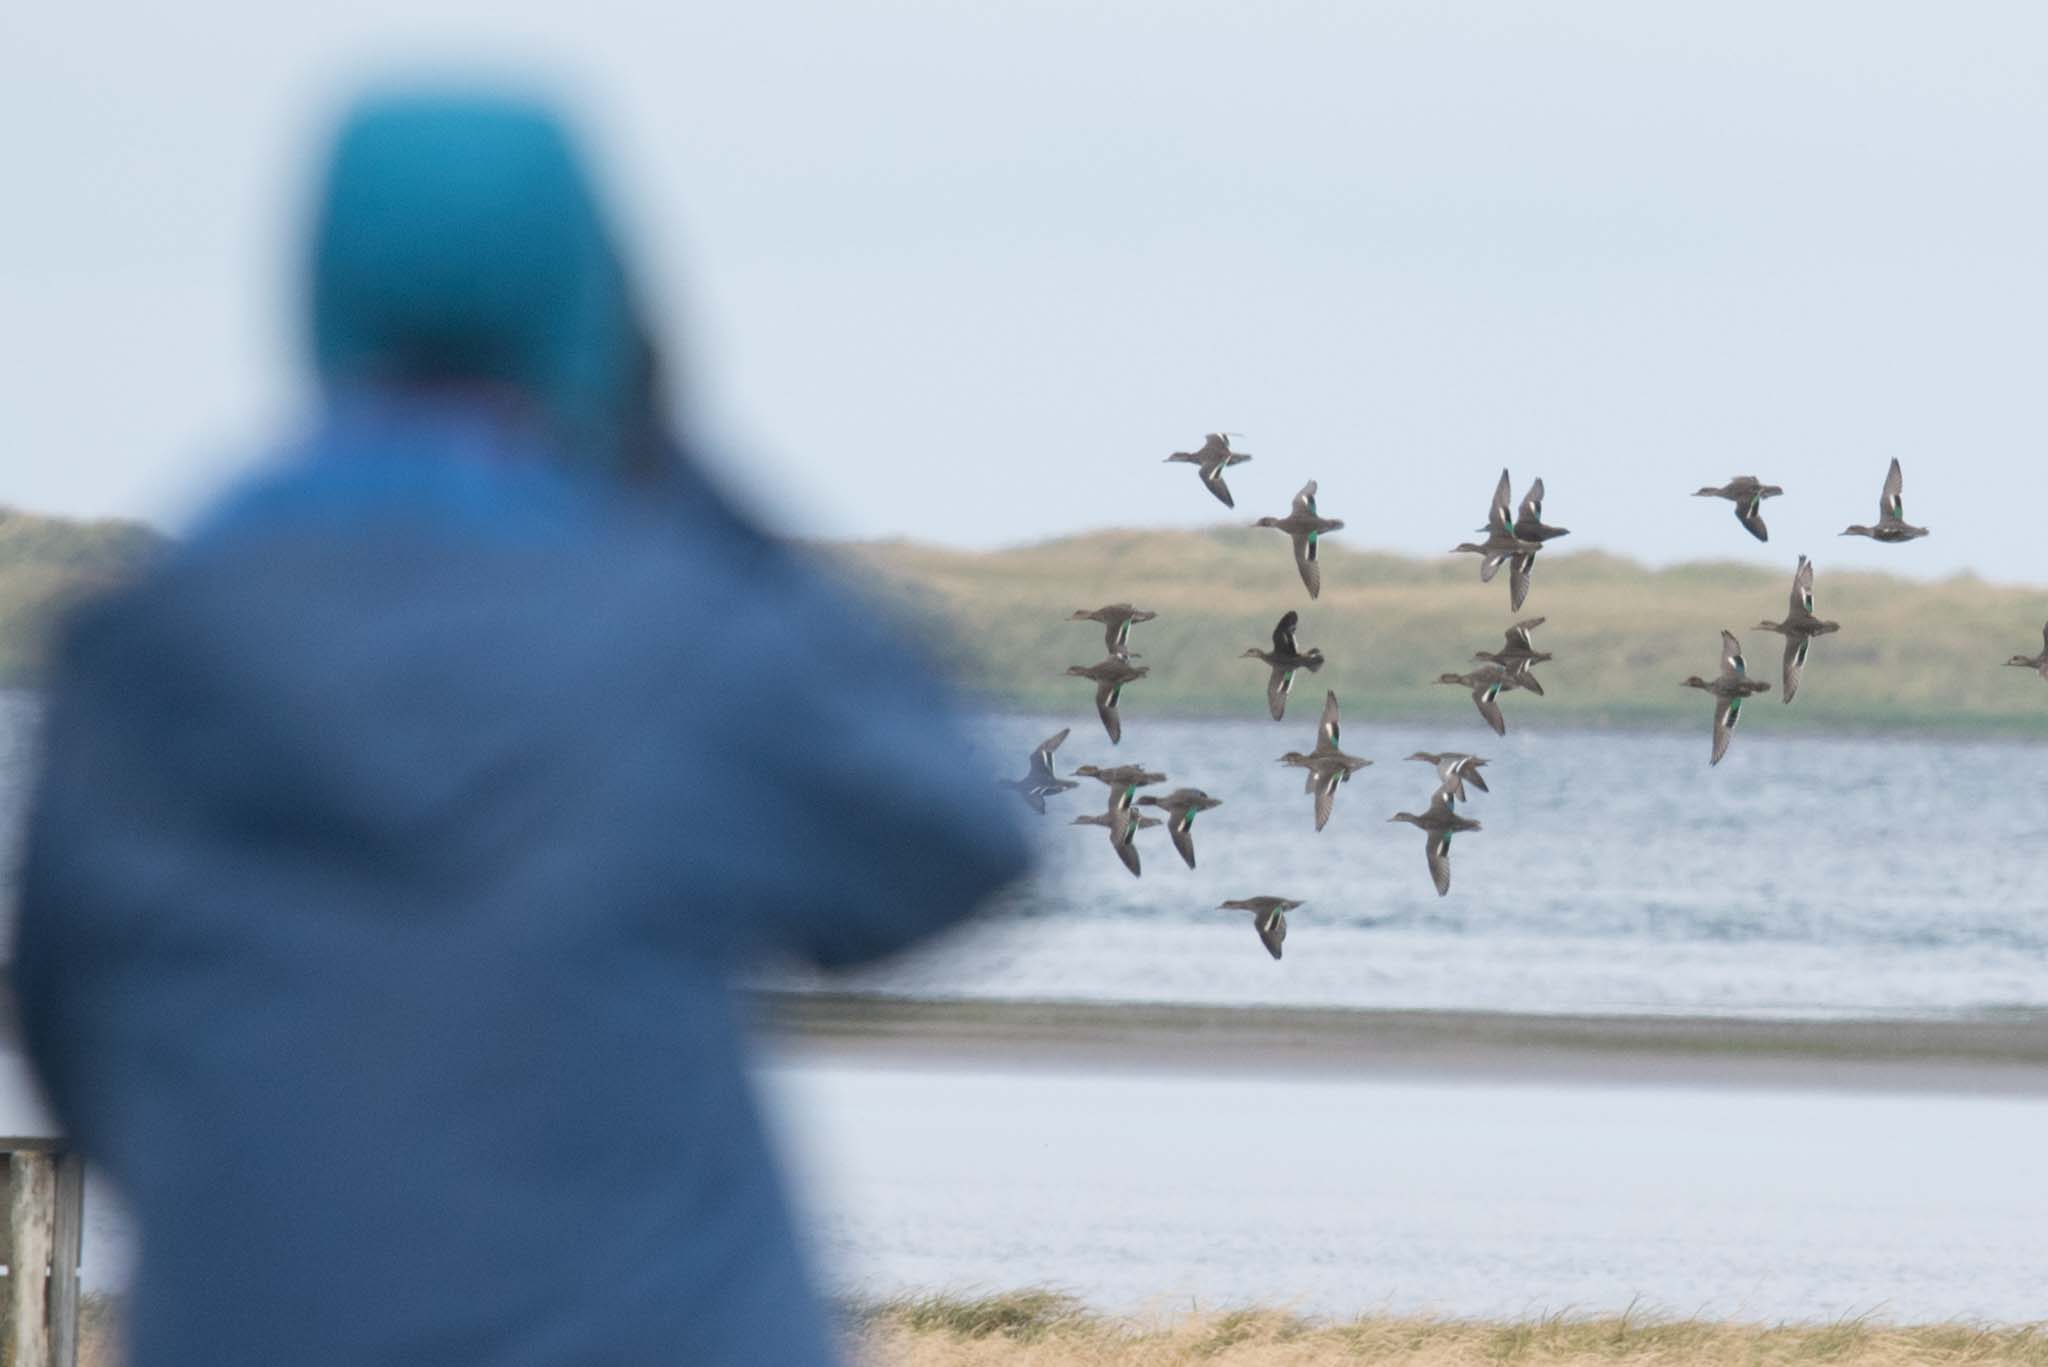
top-left (5, 1146), bottom-right (84, 1367)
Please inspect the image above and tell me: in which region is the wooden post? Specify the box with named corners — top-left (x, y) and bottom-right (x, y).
top-left (10, 1152), bottom-right (53, 1367)
top-left (49, 1154), bottom-right (82, 1367)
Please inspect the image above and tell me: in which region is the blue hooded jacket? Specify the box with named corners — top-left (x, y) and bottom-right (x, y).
top-left (12, 92), bottom-right (1029, 1366)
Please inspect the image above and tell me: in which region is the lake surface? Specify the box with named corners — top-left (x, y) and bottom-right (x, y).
top-left (767, 1058), bottom-right (2048, 1324)
top-left (37, 1053), bottom-right (2048, 1323)
top-left (801, 711), bottom-right (2048, 1020)
top-left (6, 687), bottom-right (2044, 1321)
top-left (5, 692), bottom-right (2046, 1020)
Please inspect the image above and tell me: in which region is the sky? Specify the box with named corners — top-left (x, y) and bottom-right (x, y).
top-left (4, 2), bottom-right (2046, 583)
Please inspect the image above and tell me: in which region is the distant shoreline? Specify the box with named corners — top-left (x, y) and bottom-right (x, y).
top-left (756, 991), bottom-right (2048, 1096)
top-left (955, 691), bottom-right (2048, 742)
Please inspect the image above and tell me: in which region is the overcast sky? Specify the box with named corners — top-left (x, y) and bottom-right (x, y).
top-left (4, 2), bottom-right (2045, 582)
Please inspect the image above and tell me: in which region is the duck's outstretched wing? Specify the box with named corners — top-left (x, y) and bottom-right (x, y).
top-left (1472, 682), bottom-right (1507, 736)
top-left (1789, 556), bottom-right (1815, 620)
top-left (1272, 610), bottom-right (1300, 655)
top-left (1028, 728), bottom-right (1071, 784)
top-left (1735, 497), bottom-right (1770, 542)
top-left (1292, 480), bottom-right (1319, 516)
top-left (1311, 768), bottom-right (1341, 832)
top-left (1201, 462), bottom-right (1238, 508)
top-left (1462, 761), bottom-right (1490, 794)
top-left (1508, 552), bottom-right (1534, 613)
top-left (1291, 531), bottom-right (1321, 598)
top-left (1094, 681), bottom-right (1124, 744)
top-left (1426, 831), bottom-right (1453, 897)
top-left (1112, 824), bottom-right (1142, 877)
top-left (1504, 618), bottom-right (1544, 652)
top-left (1169, 814), bottom-right (1198, 870)
top-left (1487, 469), bottom-right (1514, 535)
top-left (1316, 690), bottom-right (1341, 752)
top-left (1882, 458), bottom-right (1905, 521)
top-left (1711, 694), bottom-right (1741, 765)
top-left (1782, 635), bottom-right (1810, 704)
top-left (1255, 905), bottom-right (1287, 960)
top-left (1266, 664), bottom-right (1295, 721)
top-left (1719, 630), bottom-right (1748, 680)
top-left (1516, 477), bottom-right (1545, 532)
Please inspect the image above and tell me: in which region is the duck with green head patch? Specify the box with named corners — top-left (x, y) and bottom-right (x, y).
top-left (1072, 762), bottom-right (1166, 877)
top-left (1682, 629), bottom-right (1772, 764)
top-left (1406, 751), bottom-right (1490, 802)
top-left (1164, 431), bottom-right (1252, 508)
top-left (1136, 787), bottom-right (1223, 869)
top-left (999, 727), bottom-right (1080, 814)
top-left (1694, 475), bottom-right (1784, 542)
top-left (1240, 609), bottom-right (1326, 720)
top-left (1497, 477), bottom-right (1570, 611)
top-left (1754, 556), bottom-right (1841, 703)
top-left (1472, 616), bottom-right (1552, 696)
top-left (1218, 896), bottom-right (1303, 960)
top-left (1066, 656), bottom-right (1149, 743)
top-left (1389, 789), bottom-right (1482, 897)
top-left (1254, 480), bottom-right (1345, 599)
top-left (1435, 664), bottom-right (1522, 737)
top-left (1069, 602), bottom-right (1157, 659)
top-left (1452, 469), bottom-right (1545, 610)
top-left (1840, 459), bottom-right (1929, 542)
top-left (1276, 691), bottom-right (1371, 831)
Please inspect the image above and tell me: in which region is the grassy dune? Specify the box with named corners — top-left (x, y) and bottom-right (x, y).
top-left (0, 507), bottom-right (162, 686)
top-left (839, 528), bottom-right (2048, 734)
top-left (3, 506), bottom-right (2044, 733)
top-left (852, 1293), bottom-right (2048, 1366)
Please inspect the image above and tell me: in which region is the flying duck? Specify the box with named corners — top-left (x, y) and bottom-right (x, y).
top-left (1240, 609), bottom-right (1326, 720)
top-left (1254, 481), bottom-right (1345, 599)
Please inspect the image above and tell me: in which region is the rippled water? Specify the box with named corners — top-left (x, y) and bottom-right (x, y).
top-left (815, 711), bottom-right (2048, 1019)
top-left (5, 692), bottom-right (2043, 1019)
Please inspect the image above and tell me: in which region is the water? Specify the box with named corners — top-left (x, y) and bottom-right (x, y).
top-left (5, 691), bottom-right (2045, 1319)
top-left (4, 693), bottom-right (2045, 1018)
top-left (766, 1059), bottom-right (2048, 1323)
top-left (800, 712), bottom-right (2048, 1020)
top-left (40, 1053), bottom-right (2048, 1321)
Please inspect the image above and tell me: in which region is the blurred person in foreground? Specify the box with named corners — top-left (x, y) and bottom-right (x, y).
top-left (11, 89), bottom-right (1029, 1365)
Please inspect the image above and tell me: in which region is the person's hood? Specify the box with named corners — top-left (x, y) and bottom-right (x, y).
top-left (308, 89), bottom-right (641, 476)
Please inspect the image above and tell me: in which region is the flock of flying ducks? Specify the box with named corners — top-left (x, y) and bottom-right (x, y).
top-left (1003, 441), bottom-right (2035, 961)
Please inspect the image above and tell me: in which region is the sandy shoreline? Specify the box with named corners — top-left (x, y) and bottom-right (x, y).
top-left (755, 991), bottom-right (2048, 1095)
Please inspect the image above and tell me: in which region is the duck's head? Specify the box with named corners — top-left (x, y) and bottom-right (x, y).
top-left (1253, 516), bottom-right (1282, 529)
top-left (1277, 751), bottom-right (1313, 765)
top-left (2006, 655), bottom-right (2037, 667)
top-left (1450, 541), bottom-right (1486, 555)
top-left (1434, 673), bottom-right (1469, 686)
top-left (1680, 675), bottom-right (1710, 689)
top-left (1064, 664), bottom-right (1094, 677)
top-left (1239, 647), bottom-right (1268, 659)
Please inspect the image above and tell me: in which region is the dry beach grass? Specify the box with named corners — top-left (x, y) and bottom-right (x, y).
top-left (852, 1293), bottom-right (2048, 1367)
top-left (839, 527), bottom-right (2048, 733)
